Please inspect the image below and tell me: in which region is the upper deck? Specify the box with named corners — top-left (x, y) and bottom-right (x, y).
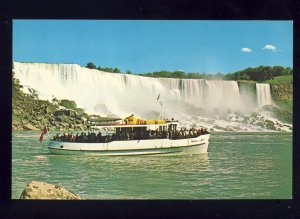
top-left (90, 114), bottom-right (179, 131)
top-left (91, 120), bottom-right (178, 130)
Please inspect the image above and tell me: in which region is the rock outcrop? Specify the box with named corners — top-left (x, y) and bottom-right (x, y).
top-left (270, 83), bottom-right (293, 101)
top-left (20, 181), bottom-right (82, 200)
top-left (12, 71), bottom-right (90, 131)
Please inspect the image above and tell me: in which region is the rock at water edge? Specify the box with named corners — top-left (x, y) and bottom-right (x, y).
top-left (20, 181), bottom-right (82, 200)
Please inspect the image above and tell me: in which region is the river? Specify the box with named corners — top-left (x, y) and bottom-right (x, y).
top-left (12, 131), bottom-right (292, 199)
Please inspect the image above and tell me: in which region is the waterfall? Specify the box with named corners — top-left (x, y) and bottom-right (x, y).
top-left (256, 83), bottom-right (273, 107)
top-left (13, 62), bottom-right (259, 119)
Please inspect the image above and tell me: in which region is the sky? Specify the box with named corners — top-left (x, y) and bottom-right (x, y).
top-left (13, 20), bottom-right (293, 74)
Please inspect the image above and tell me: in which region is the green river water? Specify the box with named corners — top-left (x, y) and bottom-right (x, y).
top-left (12, 131), bottom-right (292, 199)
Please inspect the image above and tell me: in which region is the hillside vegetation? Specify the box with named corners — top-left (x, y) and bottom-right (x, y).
top-left (266, 75), bottom-right (293, 84)
top-left (224, 66), bottom-right (292, 82)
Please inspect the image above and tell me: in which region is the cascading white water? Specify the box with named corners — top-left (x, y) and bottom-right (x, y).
top-left (13, 62), bottom-right (259, 119)
top-left (256, 83), bottom-right (273, 107)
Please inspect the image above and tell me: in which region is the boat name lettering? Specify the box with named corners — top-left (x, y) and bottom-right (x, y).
top-left (191, 138), bottom-right (204, 143)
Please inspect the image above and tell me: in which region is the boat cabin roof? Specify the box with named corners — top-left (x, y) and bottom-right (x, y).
top-left (91, 122), bottom-right (178, 130)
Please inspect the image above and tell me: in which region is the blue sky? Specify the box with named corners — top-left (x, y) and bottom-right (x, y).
top-left (13, 20), bottom-right (293, 74)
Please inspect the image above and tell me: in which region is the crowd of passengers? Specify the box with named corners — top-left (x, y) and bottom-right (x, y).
top-left (52, 128), bottom-right (210, 143)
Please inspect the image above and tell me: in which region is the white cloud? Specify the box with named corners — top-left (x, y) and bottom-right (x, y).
top-left (241, 47), bottom-right (252, 53)
top-left (263, 44), bottom-right (277, 52)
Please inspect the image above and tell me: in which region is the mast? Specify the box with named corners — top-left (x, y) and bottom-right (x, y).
top-left (159, 100), bottom-right (163, 120)
top-left (157, 94), bottom-right (163, 120)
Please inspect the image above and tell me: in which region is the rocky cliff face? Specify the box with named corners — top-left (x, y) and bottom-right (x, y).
top-left (20, 181), bottom-right (82, 200)
top-left (270, 83), bottom-right (293, 101)
top-left (12, 71), bottom-right (89, 131)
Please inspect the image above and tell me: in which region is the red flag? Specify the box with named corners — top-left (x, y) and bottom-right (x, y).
top-left (39, 127), bottom-right (48, 143)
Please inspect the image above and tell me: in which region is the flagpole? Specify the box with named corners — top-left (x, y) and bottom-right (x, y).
top-left (39, 124), bottom-right (48, 143)
top-left (157, 93), bottom-right (163, 120)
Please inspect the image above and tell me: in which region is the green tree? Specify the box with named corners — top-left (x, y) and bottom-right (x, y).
top-left (113, 68), bottom-right (121, 73)
top-left (283, 67), bottom-right (291, 75)
top-left (60, 99), bottom-right (77, 110)
top-left (272, 66), bottom-right (285, 77)
top-left (86, 62), bottom-right (97, 69)
top-left (172, 71), bottom-right (186, 78)
top-left (187, 72), bottom-right (200, 79)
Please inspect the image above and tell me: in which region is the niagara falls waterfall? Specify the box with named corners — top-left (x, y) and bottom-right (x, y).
top-left (256, 83), bottom-right (273, 107)
top-left (13, 62), bottom-right (291, 131)
top-left (13, 62), bottom-right (254, 115)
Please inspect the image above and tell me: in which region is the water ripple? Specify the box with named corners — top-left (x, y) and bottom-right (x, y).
top-left (12, 131), bottom-right (292, 199)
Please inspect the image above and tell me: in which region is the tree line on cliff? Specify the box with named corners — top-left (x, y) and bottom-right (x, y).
top-left (86, 62), bottom-right (122, 73)
top-left (224, 66), bottom-right (292, 82)
top-left (86, 62), bottom-right (292, 82)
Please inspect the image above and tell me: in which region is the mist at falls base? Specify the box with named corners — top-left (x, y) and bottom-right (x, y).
top-left (13, 62), bottom-right (292, 132)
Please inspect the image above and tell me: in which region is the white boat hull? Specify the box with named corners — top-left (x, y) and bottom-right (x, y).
top-left (48, 134), bottom-right (210, 156)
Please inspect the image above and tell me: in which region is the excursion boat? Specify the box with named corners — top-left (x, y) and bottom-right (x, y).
top-left (48, 115), bottom-right (210, 156)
